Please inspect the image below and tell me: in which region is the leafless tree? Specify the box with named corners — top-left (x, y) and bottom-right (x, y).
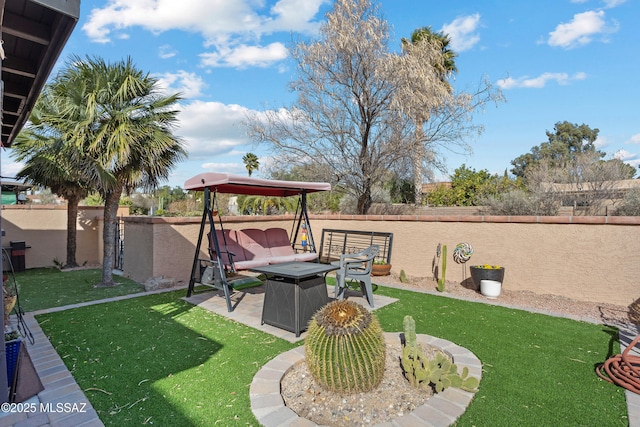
top-left (416, 79), bottom-right (504, 190)
top-left (246, 0), bottom-right (502, 213)
top-left (246, 0), bottom-right (412, 214)
top-left (487, 153), bottom-right (635, 216)
top-left (559, 152), bottom-right (636, 215)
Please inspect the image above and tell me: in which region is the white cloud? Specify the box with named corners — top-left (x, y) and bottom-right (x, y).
top-left (0, 160), bottom-right (25, 178)
top-left (155, 71), bottom-right (206, 99)
top-left (614, 149), bottom-right (640, 168)
top-left (263, 0), bottom-right (328, 34)
top-left (614, 149), bottom-right (636, 161)
top-left (497, 71), bottom-right (587, 89)
top-left (159, 44), bottom-right (177, 59)
top-left (603, 0), bottom-right (627, 8)
top-left (82, 0), bottom-right (327, 68)
top-left (201, 161), bottom-right (243, 171)
top-left (548, 10), bottom-right (618, 48)
top-left (441, 14), bottom-right (481, 52)
top-left (594, 136), bottom-right (609, 148)
top-left (627, 133), bottom-right (640, 144)
top-left (176, 101), bottom-right (253, 157)
top-left (200, 42), bottom-right (289, 68)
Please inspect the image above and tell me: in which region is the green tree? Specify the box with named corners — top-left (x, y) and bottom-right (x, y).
top-left (51, 55), bottom-right (186, 286)
top-left (386, 176), bottom-right (414, 204)
top-left (242, 153), bottom-right (259, 177)
top-left (237, 194), bottom-right (298, 215)
top-left (13, 88), bottom-right (92, 268)
top-left (426, 165), bottom-right (520, 206)
top-left (511, 121), bottom-right (602, 178)
top-left (267, 164), bottom-right (342, 213)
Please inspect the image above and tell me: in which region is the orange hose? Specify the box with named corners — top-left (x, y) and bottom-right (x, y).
top-left (596, 332), bottom-right (640, 394)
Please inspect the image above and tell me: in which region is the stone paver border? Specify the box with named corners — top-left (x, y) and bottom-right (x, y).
top-left (250, 332), bottom-right (483, 427)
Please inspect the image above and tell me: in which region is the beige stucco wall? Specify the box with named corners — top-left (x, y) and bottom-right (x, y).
top-left (122, 214), bottom-right (640, 309)
top-left (1, 205), bottom-right (130, 270)
top-left (1, 205), bottom-right (103, 268)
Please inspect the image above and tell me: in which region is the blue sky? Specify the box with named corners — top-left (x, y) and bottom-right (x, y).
top-left (3, 0), bottom-right (639, 188)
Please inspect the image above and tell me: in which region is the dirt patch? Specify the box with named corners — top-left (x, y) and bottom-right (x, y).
top-left (373, 272), bottom-right (637, 327)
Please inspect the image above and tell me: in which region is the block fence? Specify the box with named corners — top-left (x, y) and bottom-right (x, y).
top-left (122, 214), bottom-right (640, 309)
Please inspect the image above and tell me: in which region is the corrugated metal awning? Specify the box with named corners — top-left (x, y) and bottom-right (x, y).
top-left (0, 0), bottom-right (80, 147)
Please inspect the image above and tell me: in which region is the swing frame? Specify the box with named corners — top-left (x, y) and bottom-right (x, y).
top-left (184, 172), bottom-right (331, 312)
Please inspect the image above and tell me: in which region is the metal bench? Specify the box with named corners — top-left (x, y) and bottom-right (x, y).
top-left (318, 228), bottom-right (393, 264)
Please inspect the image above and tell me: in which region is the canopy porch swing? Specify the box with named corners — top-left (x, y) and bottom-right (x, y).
top-left (184, 172), bottom-right (331, 312)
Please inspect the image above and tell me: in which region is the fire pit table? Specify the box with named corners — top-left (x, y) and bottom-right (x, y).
top-left (250, 262), bottom-right (338, 337)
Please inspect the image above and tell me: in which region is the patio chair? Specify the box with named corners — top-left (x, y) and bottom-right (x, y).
top-left (333, 244), bottom-right (379, 307)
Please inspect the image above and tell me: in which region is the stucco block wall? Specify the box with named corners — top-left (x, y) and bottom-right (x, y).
top-left (122, 214), bottom-right (640, 309)
top-left (1, 205), bottom-right (103, 269)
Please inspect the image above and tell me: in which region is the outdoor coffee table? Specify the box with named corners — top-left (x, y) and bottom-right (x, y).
top-left (250, 262), bottom-right (338, 337)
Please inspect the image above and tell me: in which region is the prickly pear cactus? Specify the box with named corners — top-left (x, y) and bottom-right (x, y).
top-left (401, 315), bottom-right (430, 389)
top-left (401, 315), bottom-right (479, 393)
top-left (305, 300), bottom-right (386, 394)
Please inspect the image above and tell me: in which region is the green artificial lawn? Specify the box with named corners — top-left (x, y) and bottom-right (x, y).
top-left (34, 278), bottom-right (628, 426)
top-left (11, 268), bottom-right (144, 312)
top-left (37, 290), bottom-right (296, 426)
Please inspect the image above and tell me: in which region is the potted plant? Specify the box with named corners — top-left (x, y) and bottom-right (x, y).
top-left (371, 259), bottom-right (391, 276)
top-left (3, 276), bottom-right (18, 326)
top-left (469, 264), bottom-right (505, 292)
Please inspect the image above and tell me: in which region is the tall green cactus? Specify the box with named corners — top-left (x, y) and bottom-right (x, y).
top-left (437, 245), bottom-right (447, 292)
top-left (305, 300), bottom-right (386, 394)
top-left (401, 315), bottom-right (479, 393)
top-left (401, 315), bottom-right (429, 388)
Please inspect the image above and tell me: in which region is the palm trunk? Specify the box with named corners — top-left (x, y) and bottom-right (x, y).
top-left (413, 125), bottom-right (425, 206)
top-left (97, 186), bottom-right (122, 287)
top-left (65, 195), bottom-right (80, 268)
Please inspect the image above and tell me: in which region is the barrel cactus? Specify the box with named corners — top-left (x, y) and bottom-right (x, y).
top-left (305, 300), bottom-right (386, 394)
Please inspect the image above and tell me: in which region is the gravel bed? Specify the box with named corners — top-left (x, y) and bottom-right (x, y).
top-left (279, 273), bottom-right (637, 427)
top-left (281, 341), bottom-right (444, 427)
top-left (372, 273), bottom-right (638, 327)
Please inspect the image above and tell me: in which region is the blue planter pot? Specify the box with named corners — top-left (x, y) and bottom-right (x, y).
top-left (5, 339), bottom-right (21, 385)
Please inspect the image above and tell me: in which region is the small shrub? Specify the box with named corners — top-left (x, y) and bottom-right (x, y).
top-left (613, 188), bottom-right (640, 216)
top-left (480, 190), bottom-right (559, 216)
top-left (399, 269), bottom-right (408, 283)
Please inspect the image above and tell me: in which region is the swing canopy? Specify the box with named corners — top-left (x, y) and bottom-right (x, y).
top-left (185, 171), bottom-right (331, 312)
top-left (184, 172), bottom-right (331, 197)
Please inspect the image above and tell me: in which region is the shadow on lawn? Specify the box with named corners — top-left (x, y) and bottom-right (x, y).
top-left (38, 293), bottom-right (226, 426)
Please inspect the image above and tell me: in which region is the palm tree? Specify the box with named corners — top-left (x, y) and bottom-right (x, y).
top-left (401, 27), bottom-right (458, 206)
top-left (238, 194), bottom-right (298, 215)
top-left (243, 153), bottom-right (259, 176)
top-left (51, 55), bottom-right (186, 286)
top-left (13, 89), bottom-right (92, 269)
top-left (403, 27), bottom-right (458, 84)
